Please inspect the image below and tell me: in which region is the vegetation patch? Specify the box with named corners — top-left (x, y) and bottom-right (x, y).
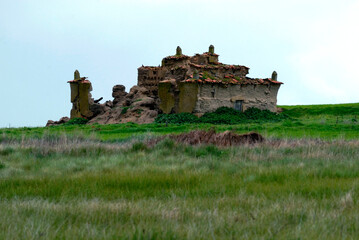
top-left (155, 107), bottom-right (288, 124)
top-left (63, 117), bottom-right (89, 125)
top-left (121, 106), bottom-right (130, 114)
top-left (155, 112), bottom-right (200, 124)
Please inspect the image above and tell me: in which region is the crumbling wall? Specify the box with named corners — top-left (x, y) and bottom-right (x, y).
top-left (137, 66), bottom-right (165, 96)
top-left (158, 81), bottom-right (176, 114)
top-left (69, 80), bottom-right (93, 119)
top-left (194, 83), bottom-right (280, 113)
top-left (68, 70), bottom-right (109, 120)
top-left (178, 82), bottom-right (198, 113)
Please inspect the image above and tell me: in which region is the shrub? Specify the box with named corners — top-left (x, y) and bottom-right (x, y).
top-left (64, 118), bottom-right (89, 125)
top-left (154, 107), bottom-right (288, 125)
top-left (243, 107), bottom-right (288, 121)
top-left (155, 112), bottom-right (199, 124)
top-left (121, 107), bottom-right (130, 114)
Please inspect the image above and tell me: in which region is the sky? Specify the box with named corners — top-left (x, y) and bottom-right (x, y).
top-left (0, 0), bottom-right (359, 127)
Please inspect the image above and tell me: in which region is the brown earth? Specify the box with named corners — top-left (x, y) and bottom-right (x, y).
top-left (150, 130), bottom-right (264, 147)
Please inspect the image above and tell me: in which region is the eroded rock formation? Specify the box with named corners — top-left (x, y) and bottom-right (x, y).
top-left (88, 85), bottom-right (158, 124)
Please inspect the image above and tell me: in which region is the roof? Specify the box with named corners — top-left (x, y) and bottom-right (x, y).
top-left (189, 62), bottom-right (249, 70)
top-left (163, 55), bottom-right (190, 60)
top-left (183, 73), bottom-right (283, 85)
top-left (202, 52), bottom-right (219, 57)
top-left (67, 77), bottom-right (91, 83)
top-left (138, 66), bottom-right (162, 70)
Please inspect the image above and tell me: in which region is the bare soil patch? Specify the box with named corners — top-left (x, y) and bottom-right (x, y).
top-left (167, 130), bottom-right (264, 146)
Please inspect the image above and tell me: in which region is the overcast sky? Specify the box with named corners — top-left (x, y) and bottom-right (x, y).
top-left (1, 0), bottom-right (359, 127)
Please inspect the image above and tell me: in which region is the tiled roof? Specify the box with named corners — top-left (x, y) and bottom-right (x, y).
top-left (183, 74), bottom-right (283, 85)
top-left (163, 55), bottom-right (190, 60)
top-left (189, 62), bottom-right (249, 70)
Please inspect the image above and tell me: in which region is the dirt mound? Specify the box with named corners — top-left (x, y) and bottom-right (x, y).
top-left (169, 130), bottom-right (264, 146)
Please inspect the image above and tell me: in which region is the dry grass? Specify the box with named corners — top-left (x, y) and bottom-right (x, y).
top-left (168, 130), bottom-right (264, 146)
top-left (2, 132), bottom-right (359, 239)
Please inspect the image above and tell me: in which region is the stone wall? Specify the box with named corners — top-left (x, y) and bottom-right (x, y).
top-left (158, 82), bottom-right (280, 114)
top-left (194, 84), bottom-right (280, 113)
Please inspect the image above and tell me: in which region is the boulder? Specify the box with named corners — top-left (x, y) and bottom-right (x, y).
top-left (112, 85), bottom-right (127, 105)
top-left (46, 116), bottom-right (70, 126)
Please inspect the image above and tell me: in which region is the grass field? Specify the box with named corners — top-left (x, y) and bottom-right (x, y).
top-left (1, 103), bottom-right (359, 239)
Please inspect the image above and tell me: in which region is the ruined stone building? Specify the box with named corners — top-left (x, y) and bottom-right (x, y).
top-left (47, 45), bottom-right (282, 126)
top-left (139, 45), bottom-right (282, 115)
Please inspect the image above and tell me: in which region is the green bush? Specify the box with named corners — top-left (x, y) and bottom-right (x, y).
top-left (121, 107), bottom-right (130, 114)
top-left (155, 112), bottom-right (199, 124)
top-left (155, 107), bottom-right (288, 125)
top-left (64, 118), bottom-right (89, 125)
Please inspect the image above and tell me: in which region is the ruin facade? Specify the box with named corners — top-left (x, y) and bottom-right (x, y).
top-left (138, 45), bottom-right (283, 115)
top-left (47, 45), bottom-right (282, 126)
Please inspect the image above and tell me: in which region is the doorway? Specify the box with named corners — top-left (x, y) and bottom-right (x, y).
top-left (234, 100), bottom-right (243, 112)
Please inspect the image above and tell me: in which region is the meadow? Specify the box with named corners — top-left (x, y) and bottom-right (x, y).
top-left (1, 103), bottom-right (359, 239)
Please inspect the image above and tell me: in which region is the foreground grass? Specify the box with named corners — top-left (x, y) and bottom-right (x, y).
top-left (1, 135), bottom-right (359, 239)
top-left (1, 103), bottom-right (359, 239)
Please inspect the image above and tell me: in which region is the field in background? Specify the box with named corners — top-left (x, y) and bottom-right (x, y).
top-left (1, 103), bottom-right (359, 239)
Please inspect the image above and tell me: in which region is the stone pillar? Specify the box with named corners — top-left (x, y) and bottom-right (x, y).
top-left (176, 46), bottom-right (182, 56)
top-left (68, 70), bottom-right (93, 119)
top-left (272, 71), bottom-right (278, 81)
top-left (209, 45), bottom-right (215, 54)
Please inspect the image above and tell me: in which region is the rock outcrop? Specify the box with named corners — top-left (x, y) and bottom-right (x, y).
top-left (88, 85), bottom-right (158, 125)
top-left (46, 117), bottom-right (70, 126)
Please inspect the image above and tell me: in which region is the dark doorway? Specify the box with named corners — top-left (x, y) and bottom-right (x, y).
top-left (234, 100), bottom-right (243, 112)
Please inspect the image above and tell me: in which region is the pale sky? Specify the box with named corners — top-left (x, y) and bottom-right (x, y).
top-left (1, 0), bottom-right (358, 127)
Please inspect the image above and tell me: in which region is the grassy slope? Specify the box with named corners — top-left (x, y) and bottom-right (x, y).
top-left (3, 103), bottom-right (359, 141)
top-left (1, 103), bottom-right (359, 239)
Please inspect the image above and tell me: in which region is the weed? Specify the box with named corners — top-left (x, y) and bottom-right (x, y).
top-left (0, 147), bottom-right (14, 156)
top-left (121, 107), bottom-right (130, 114)
top-left (131, 142), bottom-right (148, 152)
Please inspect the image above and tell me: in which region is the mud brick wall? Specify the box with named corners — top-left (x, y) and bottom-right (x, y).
top-left (137, 66), bottom-right (166, 96)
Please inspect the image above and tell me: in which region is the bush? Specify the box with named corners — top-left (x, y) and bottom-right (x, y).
top-left (242, 107), bottom-right (288, 121)
top-left (64, 117), bottom-right (89, 125)
top-left (121, 107), bottom-right (130, 114)
top-left (155, 112), bottom-right (199, 124)
top-left (154, 107), bottom-right (288, 125)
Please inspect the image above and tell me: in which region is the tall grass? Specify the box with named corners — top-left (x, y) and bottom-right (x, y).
top-left (1, 135), bottom-right (359, 239)
top-left (2, 103), bottom-right (359, 239)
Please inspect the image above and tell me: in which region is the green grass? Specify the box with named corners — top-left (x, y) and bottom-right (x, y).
top-left (2, 103), bottom-right (359, 142)
top-left (1, 103), bottom-right (359, 239)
